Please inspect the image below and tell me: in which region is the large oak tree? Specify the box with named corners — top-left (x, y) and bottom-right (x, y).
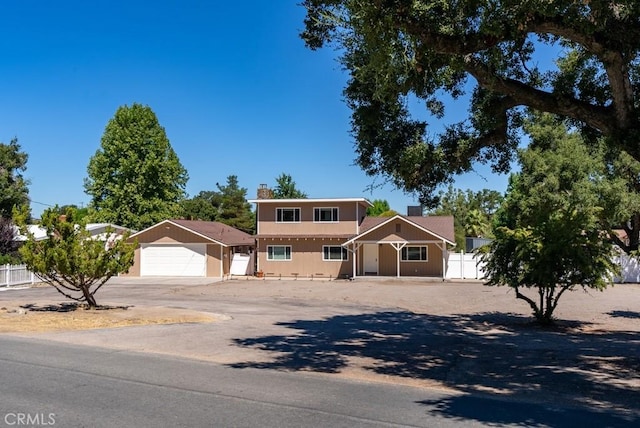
top-left (301, 1), bottom-right (640, 205)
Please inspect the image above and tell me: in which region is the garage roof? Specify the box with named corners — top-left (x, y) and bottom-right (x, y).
top-left (130, 219), bottom-right (254, 247)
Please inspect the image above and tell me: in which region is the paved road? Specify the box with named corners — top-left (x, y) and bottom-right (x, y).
top-left (1, 279), bottom-right (638, 427)
top-left (1, 337), bottom-right (635, 428)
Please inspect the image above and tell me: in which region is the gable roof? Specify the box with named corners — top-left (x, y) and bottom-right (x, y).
top-left (130, 219), bottom-right (254, 247)
top-left (346, 215), bottom-right (455, 245)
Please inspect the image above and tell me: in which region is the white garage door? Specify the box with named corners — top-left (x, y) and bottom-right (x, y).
top-left (141, 244), bottom-right (206, 276)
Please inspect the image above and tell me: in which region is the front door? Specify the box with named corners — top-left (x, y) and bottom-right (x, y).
top-left (363, 244), bottom-right (378, 275)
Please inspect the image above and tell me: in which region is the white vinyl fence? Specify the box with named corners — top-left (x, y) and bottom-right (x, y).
top-left (0, 264), bottom-right (38, 287)
top-left (613, 252), bottom-right (640, 283)
top-left (446, 250), bottom-right (640, 283)
top-left (446, 251), bottom-right (486, 280)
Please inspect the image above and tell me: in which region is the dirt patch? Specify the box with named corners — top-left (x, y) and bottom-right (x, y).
top-left (0, 302), bottom-right (226, 333)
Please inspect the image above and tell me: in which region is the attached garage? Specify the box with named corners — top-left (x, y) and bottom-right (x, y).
top-left (140, 244), bottom-right (207, 277)
top-left (125, 219), bottom-right (255, 278)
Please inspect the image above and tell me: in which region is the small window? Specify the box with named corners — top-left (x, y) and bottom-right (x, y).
top-left (401, 246), bottom-right (428, 261)
top-left (267, 246), bottom-right (292, 261)
top-left (314, 207), bottom-right (339, 222)
top-left (276, 208), bottom-right (300, 223)
top-left (395, 223), bottom-right (401, 233)
top-left (323, 246), bottom-right (348, 261)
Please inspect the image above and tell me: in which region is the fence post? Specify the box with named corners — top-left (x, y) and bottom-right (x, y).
top-left (4, 264), bottom-right (8, 287)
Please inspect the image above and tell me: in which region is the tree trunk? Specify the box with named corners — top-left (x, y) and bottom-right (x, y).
top-left (79, 284), bottom-right (97, 308)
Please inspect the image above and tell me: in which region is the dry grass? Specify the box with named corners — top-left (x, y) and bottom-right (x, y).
top-left (0, 302), bottom-right (222, 333)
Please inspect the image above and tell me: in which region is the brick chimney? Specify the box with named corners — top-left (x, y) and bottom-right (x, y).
top-left (257, 184), bottom-right (273, 199)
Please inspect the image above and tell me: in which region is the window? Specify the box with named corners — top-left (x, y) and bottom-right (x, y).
top-left (401, 246), bottom-right (428, 261)
top-left (267, 246), bottom-right (292, 261)
top-left (323, 246), bottom-right (348, 261)
top-left (276, 208), bottom-right (300, 223)
top-left (314, 207), bottom-right (339, 222)
top-left (395, 223), bottom-right (401, 233)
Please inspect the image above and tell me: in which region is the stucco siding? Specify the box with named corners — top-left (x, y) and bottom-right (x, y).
top-left (257, 238), bottom-right (351, 278)
top-left (257, 201), bottom-right (364, 235)
top-left (206, 244), bottom-right (222, 277)
top-left (353, 241), bottom-right (444, 277)
top-left (122, 247), bottom-right (141, 276)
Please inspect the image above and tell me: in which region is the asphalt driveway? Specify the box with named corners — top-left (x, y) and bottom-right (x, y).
top-left (1, 277), bottom-right (639, 422)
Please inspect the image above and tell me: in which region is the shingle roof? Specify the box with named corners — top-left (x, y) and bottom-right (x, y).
top-left (169, 219), bottom-right (254, 246)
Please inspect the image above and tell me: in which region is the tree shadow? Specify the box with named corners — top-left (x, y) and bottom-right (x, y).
top-left (229, 311), bottom-right (639, 424)
top-left (608, 310), bottom-right (640, 319)
top-left (20, 303), bottom-right (131, 312)
top-left (417, 394), bottom-right (637, 427)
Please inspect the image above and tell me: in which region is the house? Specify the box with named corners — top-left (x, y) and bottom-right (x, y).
top-left (124, 219), bottom-right (255, 278)
top-left (14, 223), bottom-right (133, 242)
top-left (249, 193), bottom-right (455, 279)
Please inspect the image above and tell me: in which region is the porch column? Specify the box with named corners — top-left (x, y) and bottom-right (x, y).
top-left (352, 242), bottom-right (357, 278)
top-left (390, 242), bottom-right (407, 278)
top-left (439, 240), bottom-right (446, 281)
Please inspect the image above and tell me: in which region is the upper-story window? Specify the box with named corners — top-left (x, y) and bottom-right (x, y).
top-left (276, 208), bottom-right (300, 223)
top-left (314, 207), bottom-right (339, 223)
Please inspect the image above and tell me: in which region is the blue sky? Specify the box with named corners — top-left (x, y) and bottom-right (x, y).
top-left (1, 1), bottom-right (510, 218)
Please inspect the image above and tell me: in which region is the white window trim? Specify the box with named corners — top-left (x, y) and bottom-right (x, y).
top-left (275, 207), bottom-right (301, 223)
top-left (313, 207), bottom-right (339, 223)
top-left (401, 246), bottom-right (428, 262)
top-left (267, 245), bottom-right (292, 261)
top-left (322, 245), bottom-right (349, 261)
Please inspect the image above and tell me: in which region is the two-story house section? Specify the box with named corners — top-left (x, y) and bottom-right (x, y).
top-left (250, 189), bottom-right (456, 280)
top-left (249, 196), bottom-right (371, 279)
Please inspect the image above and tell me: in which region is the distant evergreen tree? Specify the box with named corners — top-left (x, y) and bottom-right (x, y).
top-left (273, 173), bottom-right (307, 199)
top-left (216, 175), bottom-right (255, 234)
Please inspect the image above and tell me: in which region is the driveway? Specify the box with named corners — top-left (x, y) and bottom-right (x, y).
top-left (1, 277), bottom-right (639, 422)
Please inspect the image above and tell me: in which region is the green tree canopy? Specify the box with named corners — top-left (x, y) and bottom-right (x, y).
top-left (0, 216), bottom-right (19, 264)
top-left (216, 175), bottom-right (255, 234)
top-left (180, 190), bottom-right (222, 221)
top-left (57, 205), bottom-right (90, 222)
top-left (84, 103), bottom-right (188, 230)
top-left (273, 173), bottom-right (308, 199)
top-left (302, 1), bottom-right (640, 205)
top-left (16, 207), bottom-right (135, 308)
top-left (428, 185), bottom-right (503, 250)
top-left (0, 138), bottom-right (30, 219)
top-left (366, 199), bottom-right (391, 216)
top-left (482, 122), bottom-right (621, 325)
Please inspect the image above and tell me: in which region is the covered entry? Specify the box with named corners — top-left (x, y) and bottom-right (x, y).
top-left (343, 215), bottom-right (455, 279)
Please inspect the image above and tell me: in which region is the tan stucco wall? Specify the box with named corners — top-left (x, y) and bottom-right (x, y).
top-left (256, 238), bottom-right (351, 278)
top-left (122, 247), bottom-right (141, 276)
top-left (378, 243), bottom-right (443, 276)
top-left (256, 201), bottom-right (366, 235)
top-left (355, 242), bottom-right (445, 277)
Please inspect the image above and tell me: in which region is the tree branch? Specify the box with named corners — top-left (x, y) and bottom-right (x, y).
top-left (463, 55), bottom-right (615, 134)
